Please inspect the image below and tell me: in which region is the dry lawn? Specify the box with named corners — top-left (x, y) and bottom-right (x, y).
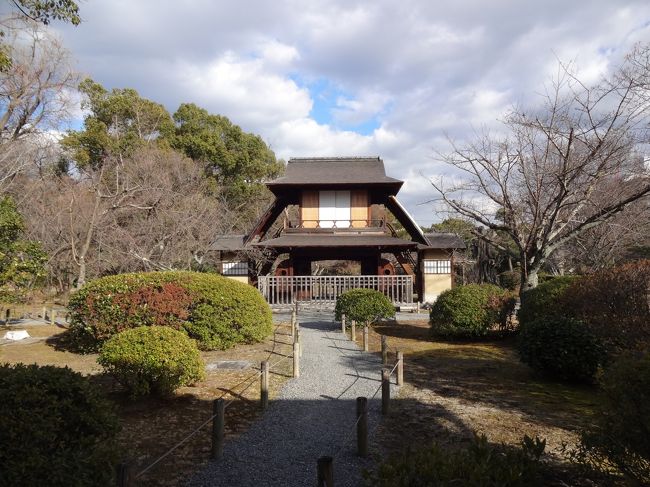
top-left (0, 320), bottom-right (294, 486)
top-left (351, 318), bottom-right (601, 482)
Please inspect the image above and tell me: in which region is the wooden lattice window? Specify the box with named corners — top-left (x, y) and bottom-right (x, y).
top-left (423, 259), bottom-right (451, 274)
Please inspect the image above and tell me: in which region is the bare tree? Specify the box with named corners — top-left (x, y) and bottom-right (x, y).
top-left (0, 17), bottom-right (79, 193)
top-left (431, 54), bottom-right (650, 292)
top-left (16, 146), bottom-right (232, 290)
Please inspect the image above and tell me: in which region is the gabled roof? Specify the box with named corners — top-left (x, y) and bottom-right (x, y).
top-left (210, 235), bottom-right (245, 252)
top-left (422, 233), bottom-right (467, 249)
top-left (266, 157), bottom-right (403, 192)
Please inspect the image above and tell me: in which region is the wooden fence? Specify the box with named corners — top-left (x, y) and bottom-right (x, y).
top-left (257, 275), bottom-right (413, 307)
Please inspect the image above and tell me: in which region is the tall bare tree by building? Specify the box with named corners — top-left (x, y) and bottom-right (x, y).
top-left (431, 50), bottom-right (650, 292)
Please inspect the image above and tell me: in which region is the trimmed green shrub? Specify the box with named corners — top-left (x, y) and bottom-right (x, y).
top-left (0, 364), bottom-right (119, 486)
top-left (517, 275), bottom-right (578, 327)
top-left (429, 284), bottom-right (513, 338)
top-left (365, 433), bottom-right (546, 486)
top-left (518, 317), bottom-right (604, 382)
top-left (334, 288), bottom-right (395, 325)
top-left (498, 270), bottom-right (520, 291)
top-left (99, 326), bottom-right (205, 397)
top-left (68, 271), bottom-right (273, 350)
top-left (574, 353), bottom-right (650, 483)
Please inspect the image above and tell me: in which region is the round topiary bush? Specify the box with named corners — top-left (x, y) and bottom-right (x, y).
top-left (429, 284), bottom-right (512, 338)
top-left (517, 317), bottom-right (604, 382)
top-left (334, 288), bottom-right (395, 325)
top-left (68, 271), bottom-right (273, 351)
top-left (0, 363), bottom-right (119, 486)
top-left (99, 326), bottom-right (205, 397)
top-left (518, 275), bottom-right (578, 327)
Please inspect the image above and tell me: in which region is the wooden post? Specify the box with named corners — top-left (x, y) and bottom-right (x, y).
top-left (356, 397), bottom-right (368, 457)
top-left (116, 461), bottom-right (131, 487)
top-left (293, 341), bottom-right (300, 378)
top-left (211, 398), bottom-right (225, 459)
top-left (363, 325), bottom-right (369, 352)
top-left (317, 455), bottom-right (334, 487)
top-left (291, 310), bottom-right (296, 341)
top-left (351, 320), bottom-right (356, 342)
top-left (397, 351), bottom-right (404, 386)
top-left (41, 306), bottom-right (46, 320)
top-left (51, 309), bottom-right (56, 326)
top-left (296, 323), bottom-right (302, 357)
top-left (381, 335), bottom-right (388, 365)
top-left (260, 361), bottom-right (269, 410)
top-left (416, 301), bottom-right (421, 314)
top-left (341, 313), bottom-right (346, 334)
top-left (381, 368), bottom-right (390, 415)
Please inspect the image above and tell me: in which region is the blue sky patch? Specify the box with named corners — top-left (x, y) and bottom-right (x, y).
top-left (291, 75), bottom-right (381, 135)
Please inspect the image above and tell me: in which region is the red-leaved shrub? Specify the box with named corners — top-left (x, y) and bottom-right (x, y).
top-left (562, 260), bottom-right (650, 354)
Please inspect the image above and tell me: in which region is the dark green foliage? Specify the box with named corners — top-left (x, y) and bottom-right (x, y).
top-left (169, 103), bottom-right (283, 206)
top-left (366, 433), bottom-right (546, 486)
top-left (62, 79), bottom-right (175, 168)
top-left (498, 270), bottom-right (520, 291)
top-left (0, 196), bottom-right (47, 302)
top-left (99, 326), bottom-right (205, 397)
top-left (517, 317), bottom-right (604, 382)
top-left (517, 275), bottom-right (578, 327)
top-left (573, 353), bottom-right (650, 484)
top-left (68, 271), bottom-right (273, 351)
top-left (429, 284), bottom-right (513, 338)
top-left (0, 364), bottom-right (118, 486)
top-left (334, 288), bottom-right (395, 325)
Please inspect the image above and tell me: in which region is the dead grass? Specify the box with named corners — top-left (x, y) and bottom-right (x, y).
top-left (351, 319), bottom-right (600, 472)
top-left (0, 321), bottom-right (294, 486)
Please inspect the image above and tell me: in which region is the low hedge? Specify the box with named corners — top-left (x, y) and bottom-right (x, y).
top-left (334, 288), bottom-right (395, 325)
top-left (518, 317), bottom-right (604, 382)
top-left (429, 284), bottom-right (514, 338)
top-left (99, 326), bottom-right (205, 397)
top-left (68, 271), bottom-right (273, 351)
top-left (365, 433), bottom-right (546, 486)
top-left (0, 364), bottom-right (119, 486)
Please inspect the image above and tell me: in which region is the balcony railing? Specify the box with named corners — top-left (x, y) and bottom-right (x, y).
top-left (284, 219), bottom-right (387, 231)
top-left (257, 275), bottom-right (413, 307)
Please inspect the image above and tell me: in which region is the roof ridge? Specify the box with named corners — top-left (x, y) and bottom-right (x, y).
top-left (288, 157), bottom-right (381, 162)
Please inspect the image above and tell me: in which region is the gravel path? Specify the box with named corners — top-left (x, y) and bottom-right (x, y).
top-left (188, 310), bottom-right (397, 487)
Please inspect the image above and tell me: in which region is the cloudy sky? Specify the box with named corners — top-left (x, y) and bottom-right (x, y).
top-left (38, 0), bottom-right (650, 224)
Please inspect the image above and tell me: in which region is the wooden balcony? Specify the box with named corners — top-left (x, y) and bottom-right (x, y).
top-left (257, 275), bottom-right (413, 307)
top-left (283, 219), bottom-right (388, 232)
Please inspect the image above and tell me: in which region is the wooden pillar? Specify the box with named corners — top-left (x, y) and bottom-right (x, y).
top-left (397, 351), bottom-right (404, 386)
top-left (356, 397), bottom-right (368, 457)
top-left (211, 399), bottom-right (225, 459)
top-left (260, 361), bottom-right (269, 410)
top-left (317, 456), bottom-right (334, 487)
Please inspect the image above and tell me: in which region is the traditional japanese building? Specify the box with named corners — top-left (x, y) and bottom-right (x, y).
top-left (212, 157), bottom-right (465, 308)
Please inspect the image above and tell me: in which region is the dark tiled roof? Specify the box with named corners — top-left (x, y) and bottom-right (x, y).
top-left (267, 157), bottom-right (403, 186)
top-left (210, 235), bottom-right (245, 251)
top-left (253, 234), bottom-right (418, 249)
top-left (422, 233), bottom-right (467, 249)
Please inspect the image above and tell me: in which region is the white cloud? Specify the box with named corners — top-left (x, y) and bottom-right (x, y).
top-left (51, 0), bottom-right (650, 225)
top-left (174, 48), bottom-right (312, 128)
